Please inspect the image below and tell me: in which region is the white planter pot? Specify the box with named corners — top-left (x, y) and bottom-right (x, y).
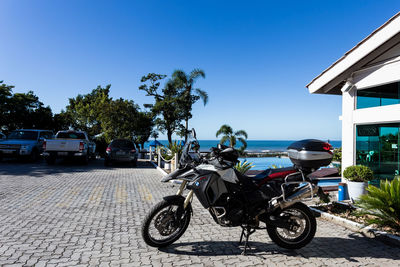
top-left (164, 162), bottom-right (171, 170)
top-left (347, 181), bottom-right (368, 202)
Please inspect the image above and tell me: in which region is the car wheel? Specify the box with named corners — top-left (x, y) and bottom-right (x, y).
top-left (82, 155), bottom-right (89, 165)
top-left (46, 156), bottom-right (56, 165)
top-left (30, 149), bottom-right (39, 162)
top-left (131, 159), bottom-right (137, 167)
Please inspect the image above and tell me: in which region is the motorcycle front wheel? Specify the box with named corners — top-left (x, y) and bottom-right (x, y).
top-left (267, 202), bottom-right (316, 249)
top-left (141, 197), bottom-right (191, 247)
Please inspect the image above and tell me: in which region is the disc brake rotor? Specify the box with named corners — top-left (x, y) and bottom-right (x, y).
top-left (280, 214), bottom-right (306, 239)
top-left (154, 210), bottom-right (178, 236)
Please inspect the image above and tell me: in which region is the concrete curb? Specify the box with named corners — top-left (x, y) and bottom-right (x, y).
top-left (149, 161), bottom-right (168, 176)
top-left (149, 161), bottom-right (182, 185)
top-left (310, 206), bottom-right (400, 247)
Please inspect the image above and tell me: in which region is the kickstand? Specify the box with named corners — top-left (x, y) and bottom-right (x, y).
top-left (239, 226), bottom-right (256, 255)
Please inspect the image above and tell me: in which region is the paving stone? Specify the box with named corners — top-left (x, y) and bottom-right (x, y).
top-left (0, 159), bottom-right (400, 266)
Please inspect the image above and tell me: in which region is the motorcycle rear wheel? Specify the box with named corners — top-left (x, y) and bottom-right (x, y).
top-left (141, 197), bottom-right (191, 247)
top-left (267, 202), bottom-right (316, 249)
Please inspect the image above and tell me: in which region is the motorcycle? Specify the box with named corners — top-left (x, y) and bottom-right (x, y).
top-left (141, 129), bottom-right (332, 254)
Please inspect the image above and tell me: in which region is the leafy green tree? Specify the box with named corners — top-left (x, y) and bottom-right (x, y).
top-left (171, 69), bottom-right (208, 141)
top-left (216, 124), bottom-right (248, 152)
top-left (139, 73), bottom-right (185, 144)
top-left (65, 85), bottom-right (112, 137)
top-left (0, 85), bottom-right (53, 132)
top-left (132, 111), bottom-right (154, 150)
top-left (0, 81), bottom-right (14, 131)
top-left (100, 98), bottom-right (140, 143)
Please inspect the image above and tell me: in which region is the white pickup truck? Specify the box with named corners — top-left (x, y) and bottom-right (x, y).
top-left (43, 130), bottom-right (96, 164)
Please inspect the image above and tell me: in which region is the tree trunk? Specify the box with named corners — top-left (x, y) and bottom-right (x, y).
top-left (184, 118), bottom-right (189, 143)
top-left (167, 129), bottom-right (173, 145)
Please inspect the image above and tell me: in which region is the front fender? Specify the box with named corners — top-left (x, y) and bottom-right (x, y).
top-left (162, 195), bottom-right (193, 214)
top-left (161, 167), bottom-right (190, 182)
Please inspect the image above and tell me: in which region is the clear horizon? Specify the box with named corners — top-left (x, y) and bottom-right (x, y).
top-left (1, 0), bottom-right (399, 140)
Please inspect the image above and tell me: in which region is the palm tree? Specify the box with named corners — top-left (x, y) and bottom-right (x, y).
top-left (216, 124), bottom-right (248, 151)
top-left (171, 69), bottom-right (208, 141)
top-left (151, 131), bottom-right (158, 141)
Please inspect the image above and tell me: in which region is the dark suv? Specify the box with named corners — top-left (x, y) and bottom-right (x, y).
top-left (104, 139), bottom-right (138, 167)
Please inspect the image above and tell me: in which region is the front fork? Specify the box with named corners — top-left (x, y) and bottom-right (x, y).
top-left (176, 180), bottom-right (193, 209)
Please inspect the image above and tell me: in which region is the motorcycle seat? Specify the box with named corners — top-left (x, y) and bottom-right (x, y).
top-left (249, 166), bottom-right (299, 186)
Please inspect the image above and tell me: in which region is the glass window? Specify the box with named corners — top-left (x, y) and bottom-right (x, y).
top-left (8, 131), bottom-right (39, 140)
top-left (111, 139), bottom-right (135, 149)
top-left (356, 82), bottom-right (400, 109)
top-left (356, 123), bottom-right (400, 179)
top-left (56, 132), bottom-right (86, 139)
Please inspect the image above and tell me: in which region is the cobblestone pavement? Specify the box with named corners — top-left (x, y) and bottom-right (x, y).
top-left (0, 159), bottom-right (399, 267)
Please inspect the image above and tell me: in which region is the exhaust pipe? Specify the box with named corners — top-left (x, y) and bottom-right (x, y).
top-left (279, 184), bottom-right (319, 209)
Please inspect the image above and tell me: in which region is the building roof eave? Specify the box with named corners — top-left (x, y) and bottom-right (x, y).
top-left (307, 12), bottom-right (400, 94)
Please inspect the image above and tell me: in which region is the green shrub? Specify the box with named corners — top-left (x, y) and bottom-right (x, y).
top-left (167, 140), bottom-right (183, 158)
top-left (356, 177), bottom-right (400, 230)
top-left (235, 160), bottom-right (254, 174)
top-left (333, 147), bottom-right (342, 162)
top-left (343, 165), bottom-right (374, 182)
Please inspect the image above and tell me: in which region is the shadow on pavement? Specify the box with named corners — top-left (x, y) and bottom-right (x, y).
top-left (0, 158), bottom-right (155, 177)
top-left (159, 234), bottom-right (400, 260)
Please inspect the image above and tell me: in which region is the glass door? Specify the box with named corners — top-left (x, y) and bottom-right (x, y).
top-left (379, 126), bottom-right (399, 177)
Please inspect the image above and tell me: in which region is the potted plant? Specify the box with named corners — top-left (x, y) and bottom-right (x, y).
top-left (343, 165), bottom-right (374, 202)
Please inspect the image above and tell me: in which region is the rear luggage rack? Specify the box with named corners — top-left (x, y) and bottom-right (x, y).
top-left (281, 170), bottom-right (315, 202)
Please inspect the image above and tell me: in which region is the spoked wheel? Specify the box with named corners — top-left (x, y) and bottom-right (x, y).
top-left (141, 197), bottom-right (191, 247)
top-left (267, 202), bottom-right (316, 249)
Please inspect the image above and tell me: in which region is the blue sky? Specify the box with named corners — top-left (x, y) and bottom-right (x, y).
top-left (1, 0), bottom-right (399, 140)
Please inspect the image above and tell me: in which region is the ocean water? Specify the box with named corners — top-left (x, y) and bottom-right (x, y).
top-left (145, 139), bottom-right (341, 152)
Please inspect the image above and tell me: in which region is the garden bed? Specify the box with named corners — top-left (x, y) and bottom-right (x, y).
top-left (312, 202), bottom-right (400, 236)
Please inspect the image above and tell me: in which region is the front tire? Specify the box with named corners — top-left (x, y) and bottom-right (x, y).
top-left (141, 197), bottom-right (191, 247)
top-left (267, 202), bottom-right (316, 249)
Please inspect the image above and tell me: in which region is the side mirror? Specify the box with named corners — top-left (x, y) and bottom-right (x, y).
top-left (39, 137), bottom-right (45, 142)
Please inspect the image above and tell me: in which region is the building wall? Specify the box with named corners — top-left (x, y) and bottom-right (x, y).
top-left (341, 42), bottom-right (400, 176)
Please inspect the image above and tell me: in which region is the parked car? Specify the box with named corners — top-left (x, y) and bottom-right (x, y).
top-left (0, 129), bottom-right (54, 162)
top-left (43, 130), bottom-right (96, 164)
top-left (104, 139), bottom-right (138, 167)
top-left (0, 132), bottom-right (5, 140)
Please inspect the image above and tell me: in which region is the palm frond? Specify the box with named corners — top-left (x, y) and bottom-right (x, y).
top-left (195, 88), bottom-right (208, 105)
top-left (235, 160), bottom-right (254, 174)
top-left (235, 130), bottom-right (248, 139)
top-left (356, 177), bottom-right (400, 229)
top-left (237, 136), bottom-right (247, 149)
top-left (216, 124), bottom-right (233, 137)
top-left (172, 70), bottom-right (187, 81)
top-left (189, 68), bottom-right (205, 82)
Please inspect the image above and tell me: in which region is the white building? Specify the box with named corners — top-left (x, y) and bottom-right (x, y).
top-left (307, 12), bottom-right (400, 179)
